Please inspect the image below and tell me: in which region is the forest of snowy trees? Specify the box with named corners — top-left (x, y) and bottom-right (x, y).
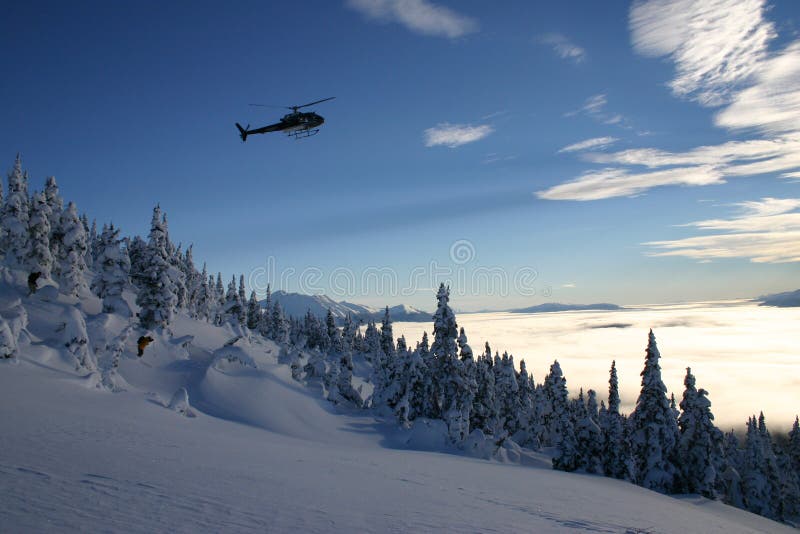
top-left (1, 154), bottom-right (799, 525)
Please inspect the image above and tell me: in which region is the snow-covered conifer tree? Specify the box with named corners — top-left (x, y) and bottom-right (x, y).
top-left (601, 360), bottom-right (633, 480)
top-left (628, 330), bottom-right (679, 493)
top-left (547, 360), bottom-right (578, 471)
top-left (471, 351), bottom-right (497, 435)
top-left (494, 352), bottom-right (520, 438)
top-left (0, 313), bottom-right (17, 359)
top-left (258, 285), bottom-right (273, 338)
top-left (135, 205), bottom-right (177, 329)
top-left (58, 202), bottom-right (90, 297)
top-left (92, 224), bottom-right (131, 314)
top-left (246, 291), bottom-right (260, 330)
top-left (1, 155), bottom-right (30, 267)
top-left (223, 276), bottom-right (244, 326)
top-left (380, 306), bottom-right (395, 357)
top-left (676, 367), bottom-right (724, 498)
top-left (26, 191), bottom-right (54, 280)
top-left (741, 416), bottom-right (776, 518)
top-left (575, 388), bottom-right (603, 473)
top-left (271, 302), bottom-right (290, 344)
top-left (194, 263), bottom-right (212, 321)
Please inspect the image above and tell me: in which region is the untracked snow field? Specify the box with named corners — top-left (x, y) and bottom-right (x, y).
top-left (0, 286), bottom-right (794, 533)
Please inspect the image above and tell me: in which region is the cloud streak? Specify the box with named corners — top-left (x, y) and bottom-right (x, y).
top-left (645, 198), bottom-right (800, 263)
top-left (537, 166), bottom-right (723, 201)
top-left (558, 137), bottom-right (619, 154)
top-left (346, 0), bottom-right (477, 38)
top-left (630, 0), bottom-right (776, 106)
top-left (542, 3), bottom-right (800, 201)
top-left (424, 123), bottom-right (493, 148)
top-left (565, 94), bottom-right (628, 127)
top-left (539, 33), bottom-right (586, 64)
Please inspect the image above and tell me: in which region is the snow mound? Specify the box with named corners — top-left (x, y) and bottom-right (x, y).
top-left (168, 387), bottom-right (196, 418)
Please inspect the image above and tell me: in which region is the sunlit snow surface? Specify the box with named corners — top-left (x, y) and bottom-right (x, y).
top-left (394, 300), bottom-right (800, 430)
top-left (0, 284), bottom-right (795, 532)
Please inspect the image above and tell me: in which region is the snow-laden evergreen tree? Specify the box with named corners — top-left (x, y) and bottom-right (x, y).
top-left (58, 202), bottom-right (90, 297)
top-left (87, 219), bottom-right (98, 267)
top-left (328, 351), bottom-right (362, 407)
top-left (26, 191), bottom-right (54, 280)
top-left (237, 275), bottom-right (247, 325)
top-left (1, 154), bottom-right (30, 266)
top-left (471, 349), bottom-right (497, 435)
top-left (0, 313), bottom-right (17, 359)
top-left (722, 430), bottom-right (745, 508)
top-left (92, 224), bottom-right (131, 314)
top-left (258, 285), bottom-right (273, 338)
top-left (756, 413), bottom-right (783, 519)
top-left (775, 441), bottom-right (800, 520)
top-left (575, 388), bottom-right (603, 473)
top-left (380, 306), bottom-right (395, 358)
top-left (181, 244), bottom-right (199, 314)
top-left (515, 359), bottom-right (536, 446)
top-left (393, 341), bottom-right (427, 425)
top-left (789, 416), bottom-right (800, 474)
top-left (741, 415), bottom-right (776, 519)
top-left (127, 235), bottom-right (147, 286)
top-left (494, 352), bottom-right (520, 439)
top-left (628, 330), bottom-right (679, 493)
top-left (246, 291), bottom-right (260, 330)
top-left (430, 283), bottom-right (458, 419)
top-left (340, 312), bottom-right (357, 352)
top-left (271, 301), bottom-right (290, 344)
top-left (676, 367), bottom-right (724, 498)
top-left (223, 275), bottom-right (244, 326)
top-left (547, 360), bottom-right (579, 471)
top-left (135, 205), bottom-right (177, 329)
top-left (43, 176), bottom-right (63, 255)
top-left (326, 309), bottom-right (344, 354)
top-left (194, 263), bottom-right (212, 321)
top-left (601, 360), bottom-right (633, 480)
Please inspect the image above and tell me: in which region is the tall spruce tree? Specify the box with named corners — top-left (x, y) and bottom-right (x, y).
top-left (26, 191), bottom-right (54, 280)
top-left (1, 154), bottom-right (30, 267)
top-left (135, 205), bottom-right (177, 329)
top-left (628, 330), bottom-right (679, 493)
top-left (58, 202), bottom-right (90, 297)
top-left (92, 224), bottom-right (131, 314)
top-left (676, 367), bottom-right (724, 498)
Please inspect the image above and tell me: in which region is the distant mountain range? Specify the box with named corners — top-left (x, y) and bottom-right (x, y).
top-left (757, 289), bottom-right (800, 308)
top-left (509, 302), bottom-right (622, 313)
top-left (264, 291), bottom-right (432, 323)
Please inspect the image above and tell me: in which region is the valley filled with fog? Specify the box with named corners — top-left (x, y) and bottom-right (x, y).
top-left (394, 300), bottom-right (800, 430)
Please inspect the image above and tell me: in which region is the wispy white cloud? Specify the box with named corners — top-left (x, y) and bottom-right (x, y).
top-left (424, 123), bottom-right (493, 148)
top-left (630, 0), bottom-right (776, 106)
top-left (565, 94), bottom-right (631, 128)
top-left (558, 137), bottom-right (619, 154)
top-left (542, 4), bottom-right (800, 202)
top-left (715, 41), bottom-right (800, 135)
top-left (539, 33), bottom-right (586, 63)
top-left (537, 166), bottom-right (723, 201)
top-left (346, 0), bottom-right (477, 38)
top-left (562, 283), bottom-right (576, 288)
top-left (645, 198), bottom-right (800, 263)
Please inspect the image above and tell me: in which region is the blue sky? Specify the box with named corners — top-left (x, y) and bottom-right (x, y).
top-left (2, 0), bottom-right (799, 310)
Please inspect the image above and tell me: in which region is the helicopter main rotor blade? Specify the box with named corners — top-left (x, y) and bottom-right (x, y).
top-left (295, 96), bottom-right (335, 109)
top-left (248, 103), bottom-right (287, 108)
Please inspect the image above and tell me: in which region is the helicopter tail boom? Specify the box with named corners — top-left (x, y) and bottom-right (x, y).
top-left (235, 123), bottom-right (248, 142)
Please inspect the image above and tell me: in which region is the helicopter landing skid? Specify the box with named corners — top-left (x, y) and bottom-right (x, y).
top-left (287, 128), bottom-right (320, 140)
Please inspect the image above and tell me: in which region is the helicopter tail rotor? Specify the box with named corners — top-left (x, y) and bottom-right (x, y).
top-left (235, 123), bottom-right (249, 142)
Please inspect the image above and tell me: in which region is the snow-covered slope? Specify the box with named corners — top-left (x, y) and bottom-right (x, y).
top-left (270, 290), bottom-right (431, 322)
top-left (0, 278), bottom-right (792, 533)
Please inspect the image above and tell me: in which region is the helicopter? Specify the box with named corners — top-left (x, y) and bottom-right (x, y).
top-left (236, 97), bottom-right (335, 141)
